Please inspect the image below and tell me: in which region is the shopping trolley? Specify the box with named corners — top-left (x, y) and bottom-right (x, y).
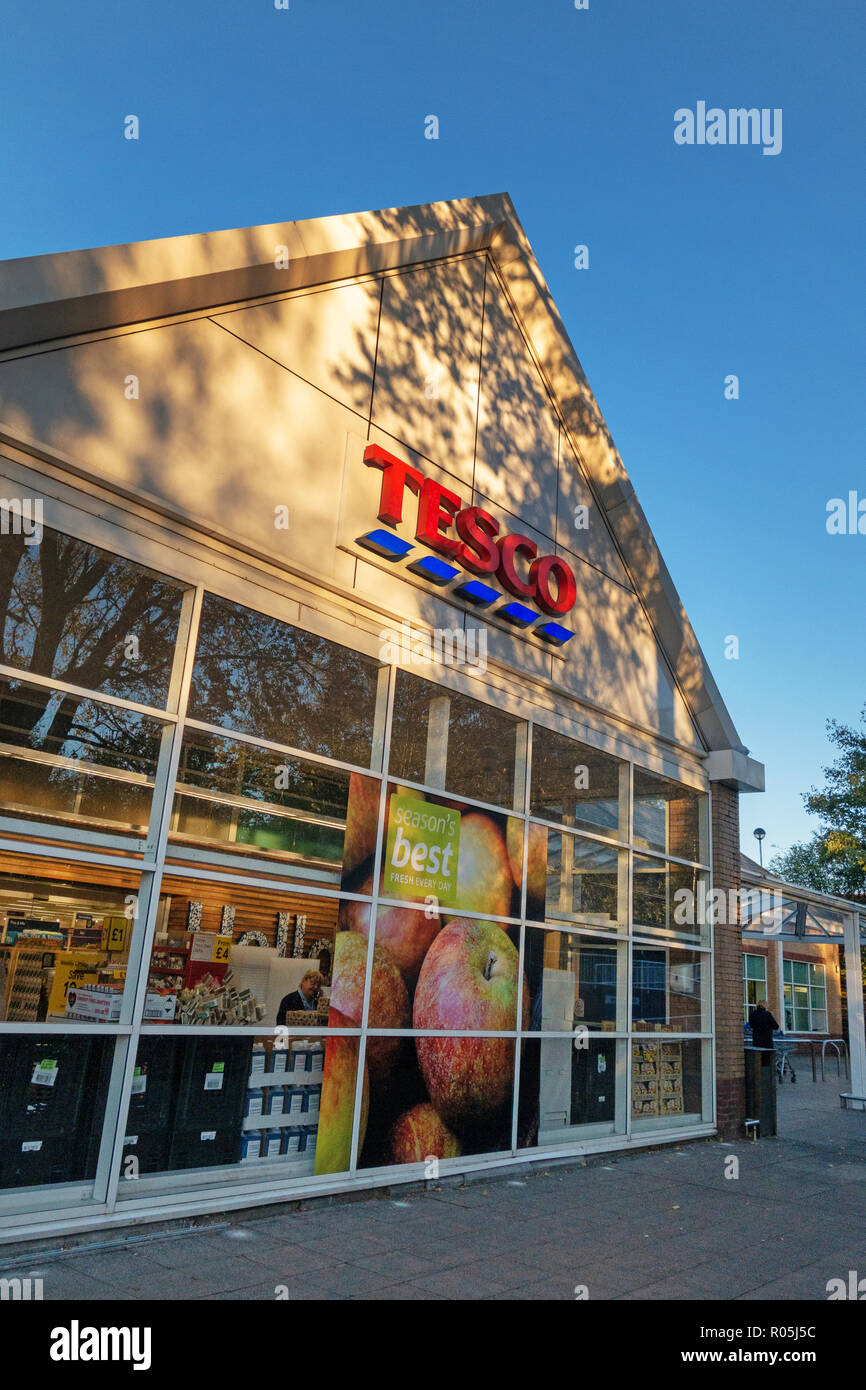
top-left (773, 1035), bottom-right (798, 1083)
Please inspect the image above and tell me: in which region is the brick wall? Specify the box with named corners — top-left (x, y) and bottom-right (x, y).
top-left (711, 782), bottom-right (745, 1138)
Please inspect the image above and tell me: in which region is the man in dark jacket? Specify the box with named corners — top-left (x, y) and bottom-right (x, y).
top-left (276, 970), bottom-right (323, 1025)
top-left (749, 1000), bottom-right (781, 1050)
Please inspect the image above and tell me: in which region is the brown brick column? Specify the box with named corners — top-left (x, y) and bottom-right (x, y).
top-left (711, 781), bottom-right (745, 1138)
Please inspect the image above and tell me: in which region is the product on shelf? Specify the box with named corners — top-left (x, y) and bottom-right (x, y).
top-left (236, 1038), bottom-right (323, 1168)
top-left (65, 984), bottom-right (123, 1023)
top-left (176, 970), bottom-right (266, 1025)
top-left (631, 1040), bottom-right (683, 1118)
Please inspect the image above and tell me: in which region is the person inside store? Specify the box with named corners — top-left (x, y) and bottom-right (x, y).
top-left (276, 970), bottom-right (323, 1024)
top-left (748, 998), bottom-right (781, 1050)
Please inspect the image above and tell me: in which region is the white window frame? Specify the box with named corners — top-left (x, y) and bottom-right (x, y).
top-left (783, 958), bottom-right (828, 1034)
top-left (743, 952), bottom-right (767, 1022)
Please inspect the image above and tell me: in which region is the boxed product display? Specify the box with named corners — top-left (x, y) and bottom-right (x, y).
top-left (240, 1131), bottom-right (263, 1163)
top-left (265, 1088), bottom-right (285, 1117)
top-left (245, 1088), bottom-right (264, 1120)
top-left (631, 1041), bottom-right (684, 1119)
top-left (65, 985), bottom-right (122, 1023)
top-left (263, 1131), bottom-right (282, 1159)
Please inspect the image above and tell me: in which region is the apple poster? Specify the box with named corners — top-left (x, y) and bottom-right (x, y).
top-left (316, 780), bottom-right (548, 1171)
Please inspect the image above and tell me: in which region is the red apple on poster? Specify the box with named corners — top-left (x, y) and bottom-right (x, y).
top-left (506, 818), bottom-right (548, 918)
top-left (389, 1102), bottom-right (461, 1164)
top-left (415, 1035), bottom-right (515, 1133)
top-left (314, 1007), bottom-right (368, 1176)
top-left (328, 931), bottom-right (410, 1079)
top-left (455, 813), bottom-right (514, 919)
top-left (341, 772), bottom-right (382, 882)
top-left (339, 880), bottom-right (440, 984)
top-left (413, 918), bottom-right (529, 1128)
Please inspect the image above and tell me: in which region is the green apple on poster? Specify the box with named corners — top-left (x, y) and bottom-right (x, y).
top-left (383, 793), bottom-right (461, 905)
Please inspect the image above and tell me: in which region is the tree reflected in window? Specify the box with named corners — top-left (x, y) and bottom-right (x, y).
top-left (188, 594), bottom-right (381, 768)
top-left (0, 526), bottom-right (185, 707)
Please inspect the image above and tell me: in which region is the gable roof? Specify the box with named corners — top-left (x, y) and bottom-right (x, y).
top-left (0, 193), bottom-right (762, 785)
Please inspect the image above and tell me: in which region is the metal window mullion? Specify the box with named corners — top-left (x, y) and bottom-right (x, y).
top-left (625, 761), bottom-right (634, 1141)
top-left (0, 835), bottom-right (154, 872)
top-left (0, 741), bottom-right (157, 786)
top-left (0, 814), bottom-right (147, 855)
top-left (182, 716), bottom-right (382, 781)
top-left (0, 661), bottom-right (179, 724)
top-left (103, 586), bottom-right (203, 1213)
top-left (348, 663), bottom-right (397, 1175)
top-left (511, 719), bottom-right (533, 1154)
top-left (528, 812), bottom-right (631, 854)
top-left (172, 782), bottom-right (347, 830)
top-left (704, 783), bottom-right (718, 1131)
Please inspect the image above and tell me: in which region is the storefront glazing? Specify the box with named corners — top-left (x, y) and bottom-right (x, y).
top-left (0, 515), bottom-right (714, 1230)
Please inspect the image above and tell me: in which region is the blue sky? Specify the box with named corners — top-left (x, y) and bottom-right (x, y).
top-left (2, 0), bottom-right (863, 860)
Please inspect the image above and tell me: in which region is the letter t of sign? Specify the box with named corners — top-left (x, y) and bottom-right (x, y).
top-left (363, 444), bottom-right (425, 525)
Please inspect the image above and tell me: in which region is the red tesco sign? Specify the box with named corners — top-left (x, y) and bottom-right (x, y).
top-left (363, 444), bottom-right (577, 617)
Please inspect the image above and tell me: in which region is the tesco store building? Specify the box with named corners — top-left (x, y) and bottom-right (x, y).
top-left (0, 195), bottom-right (764, 1240)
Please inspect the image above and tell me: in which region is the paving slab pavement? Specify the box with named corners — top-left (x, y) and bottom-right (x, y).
top-left (3, 1078), bottom-right (863, 1301)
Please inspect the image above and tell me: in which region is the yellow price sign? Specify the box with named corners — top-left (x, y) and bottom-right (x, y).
top-left (101, 917), bottom-right (129, 953)
top-left (190, 932), bottom-right (233, 965)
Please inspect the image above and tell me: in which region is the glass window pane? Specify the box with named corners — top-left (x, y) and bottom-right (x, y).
top-left (116, 1032), bottom-right (360, 1185)
top-left (518, 1037), bottom-right (624, 1147)
top-left (0, 676), bottom-right (162, 834)
top-left (172, 730), bottom-right (382, 878)
top-left (540, 830), bottom-right (625, 931)
top-left (358, 1035), bottom-right (515, 1167)
top-left (632, 948), bottom-right (707, 1033)
top-left (0, 1034), bottom-right (116, 1193)
top-left (794, 1008), bottom-right (810, 1031)
top-left (633, 768), bottom-right (706, 863)
top-left (524, 927), bottom-right (625, 1031)
top-left (809, 987), bottom-right (825, 1011)
top-left (631, 1039), bottom-right (707, 1126)
top-left (633, 853), bottom-right (708, 945)
top-left (1, 522), bottom-right (185, 706)
top-left (804, 905), bottom-right (845, 937)
top-left (379, 783), bottom-right (528, 922)
top-left (0, 859), bottom-right (142, 1024)
top-left (742, 889), bottom-right (799, 931)
top-left (792, 962), bottom-right (809, 985)
top-left (188, 593), bottom-right (383, 768)
top-left (529, 724), bottom-right (626, 840)
top-left (389, 669), bottom-right (525, 811)
top-left (811, 1011), bottom-right (827, 1032)
top-left (348, 904), bottom-right (525, 1035)
top-left (808, 964), bottom-right (826, 985)
top-left (144, 878), bottom-right (362, 1029)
